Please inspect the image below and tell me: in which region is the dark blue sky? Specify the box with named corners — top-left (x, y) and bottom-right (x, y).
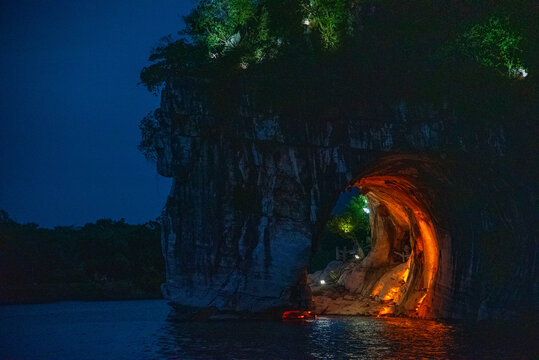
top-left (0, 1), bottom-right (194, 227)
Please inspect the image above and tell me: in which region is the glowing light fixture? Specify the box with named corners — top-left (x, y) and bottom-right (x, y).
top-left (363, 207), bottom-right (370, 214)
top-left (303, 19), bottom-right (310, 26)
top-left (354, 254), bottom-right (360, 259)
top-left (320, 279), bottom-right (326, 285)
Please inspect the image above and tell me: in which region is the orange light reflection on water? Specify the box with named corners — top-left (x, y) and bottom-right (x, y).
top-left (377, 317), bottom-right (456, 358)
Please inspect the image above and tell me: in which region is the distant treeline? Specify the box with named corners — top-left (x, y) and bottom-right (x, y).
top-left (0, 211), bottom-right (164, 304)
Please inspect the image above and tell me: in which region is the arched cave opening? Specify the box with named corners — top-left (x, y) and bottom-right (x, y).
top-left (309, 155), bottom-right (443, 319)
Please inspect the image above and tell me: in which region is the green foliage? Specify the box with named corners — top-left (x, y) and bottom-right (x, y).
top-left (140, 1), bottom-right (534, 91)
top-left (311, 194), bottom-right (371, 272)
top-left (0, 212), bottom-right (164, 303)
top-left (138, 112), bottom-right (160, 161)
top-left (139, 0), bottom-right (537, 150)
top-left (139, 0), bottom-right (356, 92)
top-left (140, 38), bottom-right (209, 93)
top-left (326, 194), bottom-right (370, 251)
top-left (302, 0), bottom-right (352, 48)
top-left (458, 16), bottom-right (525, 77)
top-left (184, 0), bottom-right (259, 53)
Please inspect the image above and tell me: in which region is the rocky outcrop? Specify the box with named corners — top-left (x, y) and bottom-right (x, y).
top-left (153, 77), bottom-right (537, 320)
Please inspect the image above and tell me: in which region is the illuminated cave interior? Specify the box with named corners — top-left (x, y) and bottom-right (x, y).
top-left (312, 156), bottom-right (445, 319)
top-left (358, 175), bottom-right (439, 318)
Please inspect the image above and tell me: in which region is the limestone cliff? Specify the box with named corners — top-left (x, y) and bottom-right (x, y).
top-left (152, 77), bottom-right (537, 320)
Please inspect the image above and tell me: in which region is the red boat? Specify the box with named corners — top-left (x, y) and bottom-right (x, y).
top-left (282, 310), bottom-right (317, 320)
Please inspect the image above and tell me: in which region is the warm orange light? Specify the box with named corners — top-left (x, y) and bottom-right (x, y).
top-left (401, 267), bottom-right (410, 283)
top-left (371, 283), bottom-right (384, 297)
top-left (357, 175), bottom-right (440, 319)
top-left (417, 218), bottom-right (438, 291)
top-left (378, 306), bottom-right (392, 316)
top-left (416, 293), bottom-right (427, 311)
top-left (383, 287), bottom-right (400, 301)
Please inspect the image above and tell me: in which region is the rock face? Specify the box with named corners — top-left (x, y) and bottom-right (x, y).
top-left (153, 77), bottom-right (536, 320)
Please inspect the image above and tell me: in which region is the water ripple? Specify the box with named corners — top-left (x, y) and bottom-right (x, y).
top-left (1, 301), bottom-right (536, 359)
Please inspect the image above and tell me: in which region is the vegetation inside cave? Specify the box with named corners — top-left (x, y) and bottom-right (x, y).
top-left (310, 193), bottom-right (371, 272)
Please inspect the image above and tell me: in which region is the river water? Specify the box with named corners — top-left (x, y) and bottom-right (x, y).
top-left (0, 300), bottom-right (535, 359)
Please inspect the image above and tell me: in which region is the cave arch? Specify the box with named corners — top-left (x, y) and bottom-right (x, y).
top-left (311, 154), bottom-right (452, 318)
top-left (359, 175), bottom-right (439, 318)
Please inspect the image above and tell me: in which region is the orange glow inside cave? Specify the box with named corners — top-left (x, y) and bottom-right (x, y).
top-left (416, 294), bottom-right (428, 312)
top-left (383, 287), bottom-right (400, 301)
top-left (378, 306), bottom-right (392, 316)
top-left (401, 266), bottom-right (410, 283)
top-left (357, 175), bottom-right (440, 318)
top-left (373, 258), bottom-right (412, 316)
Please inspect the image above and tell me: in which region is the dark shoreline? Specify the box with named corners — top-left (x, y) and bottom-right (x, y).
top-left (1, 282), bottom-right (162, 305)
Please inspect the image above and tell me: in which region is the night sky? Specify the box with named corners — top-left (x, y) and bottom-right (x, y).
top-left (1, 1), bottom-right (194, 227)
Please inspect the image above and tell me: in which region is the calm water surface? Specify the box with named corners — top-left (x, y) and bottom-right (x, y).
top-left (0, 300), bottom-right (536, 359)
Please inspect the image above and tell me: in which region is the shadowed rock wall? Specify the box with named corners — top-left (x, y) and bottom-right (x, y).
top-left (153, 77), bottom-right (536, 320)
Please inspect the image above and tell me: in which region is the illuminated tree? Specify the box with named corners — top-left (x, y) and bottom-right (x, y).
top-left (458, 16), bottom-right (526, 78)
top-left (310, 194), bottom-right (370, 271)
top-left (301, 0), bottom-right (352, 48)
top-left (328, 195), bottom-right (370, 249)
top-left (184, 0), bottom-right (258, 55)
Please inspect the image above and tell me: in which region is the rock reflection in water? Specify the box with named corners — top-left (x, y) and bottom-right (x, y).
top-left (2, 300), bottom-right (535, 359)
top-left (155, 315), bottom-right (536, 359)
top-left (154, 318), bottom-right (408, 359)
